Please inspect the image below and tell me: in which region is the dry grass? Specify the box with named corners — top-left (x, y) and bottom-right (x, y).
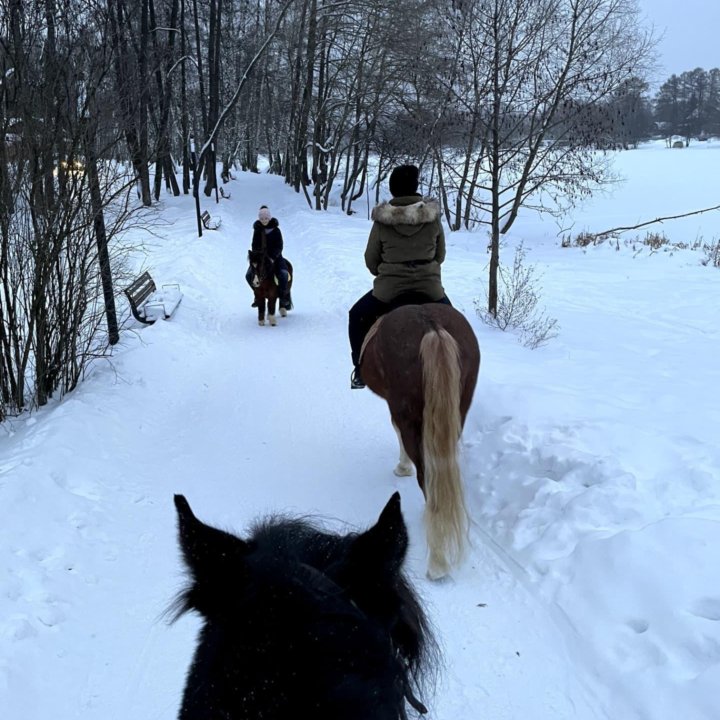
top-left (562, 230), bottom-right (719, 265)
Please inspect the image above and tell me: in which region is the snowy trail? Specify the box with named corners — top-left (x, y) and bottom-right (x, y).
top-left (1, 173), bottom-right (609, 719)
top-left (4, 154), bottom-right (720, 719)
top-left (154, 177), bottom-right (614, 718)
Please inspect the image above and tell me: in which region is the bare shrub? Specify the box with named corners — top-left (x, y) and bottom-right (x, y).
top-left (562, 230), bottom-right (717, 261)
top-left (475, 244), bottom-right (559, 349)
top-left (0, 3), bottom-right (150, 422)
top-left (562, 231), bottom-right (603, 247)
top-left (576, 231), bottom-right (600, 247)
top-left (700, 240), bottom-right (720, 267)
top-left (642, 231), bottom-right (670, 249)
top-left (0, 159), bottom-right (139, 422)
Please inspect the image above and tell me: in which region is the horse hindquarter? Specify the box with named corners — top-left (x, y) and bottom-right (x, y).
top-left (361, 304), bottom-right (479, 580)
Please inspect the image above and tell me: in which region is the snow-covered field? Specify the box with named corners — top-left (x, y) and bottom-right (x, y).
top-left (2, 140), bottom-right (719, 719)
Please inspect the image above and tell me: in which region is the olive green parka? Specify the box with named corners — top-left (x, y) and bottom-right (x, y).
top-left (364, 195), bottom-right (446, 303)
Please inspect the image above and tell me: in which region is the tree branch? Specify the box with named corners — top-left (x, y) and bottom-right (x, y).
top-left (595, 204), bottom-right (720, 238)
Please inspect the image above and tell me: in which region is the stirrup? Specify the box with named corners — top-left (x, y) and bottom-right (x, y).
top-left (350, 368), bottom-right (366, 389)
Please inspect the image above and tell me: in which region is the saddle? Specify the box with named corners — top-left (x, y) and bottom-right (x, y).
top-left (274, 267), bottom-right (292, 285)
top-left (388, 290), bottom-right (437, 310)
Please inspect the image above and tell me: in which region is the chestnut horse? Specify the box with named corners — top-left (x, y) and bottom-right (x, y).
top-left (360, 304), bottom-right (480, 579)
top-left (248, 250), bottom-right (293, 326)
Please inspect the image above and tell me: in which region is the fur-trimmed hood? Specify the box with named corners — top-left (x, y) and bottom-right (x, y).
top-left (371, 198), bottom-right (440, 226)
top-left (253, 217), bottom-right (279, 231)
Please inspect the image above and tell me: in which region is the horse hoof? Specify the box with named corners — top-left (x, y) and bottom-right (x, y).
top-left (280, 307), bottom-right (287, 317)
top-left (258, 319), bottom-right (265, 326)
top-left (426, 562), bottom-right (452, 582)
top-left (426, 568), bottom-right (452, 583)
top-left (393, 464), bottom-right (414, 477)
top-left (269, 315), bottom-right (277, 326)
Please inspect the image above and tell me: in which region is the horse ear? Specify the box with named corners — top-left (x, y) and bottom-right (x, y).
top-left (174, 494), bottom-right (248, 577)
top-left (352, 492), bottom-right (409, 575)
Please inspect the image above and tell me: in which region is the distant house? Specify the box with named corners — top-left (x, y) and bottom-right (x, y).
top-left (667, 134), bottom-right (687, 148)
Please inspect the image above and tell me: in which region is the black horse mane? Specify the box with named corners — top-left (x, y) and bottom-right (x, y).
top-left (170, 493), bottom-right (438, 720)
top-left (247, 248), bottom-right (274, 277)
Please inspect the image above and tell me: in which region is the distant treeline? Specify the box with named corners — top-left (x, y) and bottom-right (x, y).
top-left (608, 68), bottom-right (720, 146)
top-left (653, 68), bottom-right (720, 139)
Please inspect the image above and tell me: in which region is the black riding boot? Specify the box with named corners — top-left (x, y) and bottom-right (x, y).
top-left (350, 366), bottom-right (366, 389)
top-left (277, 268), bottom-right (291, 310)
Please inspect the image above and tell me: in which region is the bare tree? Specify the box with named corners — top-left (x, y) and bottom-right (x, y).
top-left (429, 0), bottom-right (654, 315)
top-left (149, 0), bottom-right (181, 200)
top-left (190, 0), bottom-right (296, 235)
top-left (0, 0), bottom-right (137, 420)
top-left (108, 0), bottom-right (153, 205)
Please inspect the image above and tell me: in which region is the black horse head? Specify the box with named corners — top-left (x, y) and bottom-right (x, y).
top-left (247, 249), bottom-right (274, 284)
top-left (170, 493), bottom-right (437, 720)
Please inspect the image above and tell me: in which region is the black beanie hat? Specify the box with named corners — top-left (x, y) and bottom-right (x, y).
top-left (388, 164), bottom-right (420, 197)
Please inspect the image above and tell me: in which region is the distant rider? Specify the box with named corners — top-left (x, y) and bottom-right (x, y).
top-left (246, 205), bottom-right (291, 310)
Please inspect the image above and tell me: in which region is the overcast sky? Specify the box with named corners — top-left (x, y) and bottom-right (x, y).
top-left (639, 0), bottom-right (720, 80)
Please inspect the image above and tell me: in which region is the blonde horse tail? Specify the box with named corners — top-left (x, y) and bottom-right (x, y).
top-left (420, 328), bottom-right (468, 579)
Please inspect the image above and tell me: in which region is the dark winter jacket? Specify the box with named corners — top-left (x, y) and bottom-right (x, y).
top-left (251, 218), bottom-right (283, 259)
top-left (364, 195), bottom-right (446, 303)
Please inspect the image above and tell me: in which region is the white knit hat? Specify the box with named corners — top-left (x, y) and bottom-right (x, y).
top-left (258, 206), bottom-right (272, 222)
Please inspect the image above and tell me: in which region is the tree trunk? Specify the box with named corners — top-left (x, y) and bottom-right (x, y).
top-left (203, 0), bottom-right (222, 197)
top-left (149, 0), bottom-right (181, 201)
top-left (83, 120), bottom-right (119, 345)
top-left (108, 0), bottom-right (152, 206)
top-left (180, 0), bottom-right (191, 194)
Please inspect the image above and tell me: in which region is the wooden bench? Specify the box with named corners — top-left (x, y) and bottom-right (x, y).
top-left (124, 271), bottom-right (183, 325)
top-left (201, 210), bottom-right (221, 230)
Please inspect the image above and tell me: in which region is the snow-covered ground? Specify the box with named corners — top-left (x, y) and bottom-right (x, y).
top-left (2, 140), bottom-right (719, 719)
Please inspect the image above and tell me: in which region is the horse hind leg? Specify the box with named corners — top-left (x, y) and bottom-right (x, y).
top-left (392, 420), bottom-right (414, 477)
top-left (392, 417), bottom-right (454, 582)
